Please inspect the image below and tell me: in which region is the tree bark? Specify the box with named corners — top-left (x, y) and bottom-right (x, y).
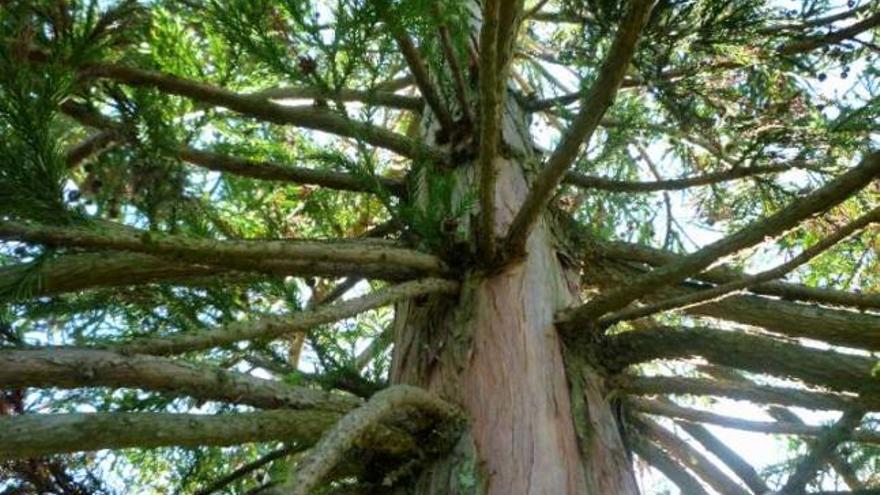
top-left (390, 72), bottom-right (638, 494)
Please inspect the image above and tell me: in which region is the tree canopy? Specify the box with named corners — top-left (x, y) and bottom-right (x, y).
top-left (0, 0), bottom-right (879, 494)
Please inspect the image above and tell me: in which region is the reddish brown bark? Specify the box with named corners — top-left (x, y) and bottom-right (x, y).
top-left (390, 98), bottom-right (638, 494)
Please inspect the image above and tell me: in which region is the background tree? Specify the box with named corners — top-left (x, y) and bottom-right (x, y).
top-left (0, 0), bottom-right (879, 493)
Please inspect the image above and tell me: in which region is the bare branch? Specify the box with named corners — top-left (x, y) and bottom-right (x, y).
top-left (586, 259), bottom-right (880, 351)
top-left (779, 11), bottom-right (880, 55)
top-left (354, 328), bottom-right (392, 371)
top-left (477, 0), bottom-right (502, 261)
top-left (759, 4), bottom-right (874, 35)
top-left (270, 385), bottom-right (460, 495)
top-left (599, 326), bottom-right (880, 395)
top-left (600, 206), bottom-right (880, 325)
top-left (562, 163), bottom-right (791, 192)
top-left (496, 1), bottom-right (526, 77)
top-left (113, 278), bottom-right (459, 356)
top-left (668, 412), bottom-right (770, 494)
top-left (762, 406), bottom-right (866, 491)
top-left (374, 75), bottom-right (415, 92)
top-left (504, 0), bottom-right (655, 257)
top-left (0, 221), bottom-right (450, 280)
top-left (630, 433), bottom-right (710, 495)
top-left (594, 239), bottom-right (880, 311)
top-left (64, 130), bottom-right (117, 167)
top-left (437, 22), bottom-right (473, 124)
top-left (780, 408), bottom-right (866, 494)
top-left (524, 61), bottom-right (745, 112)
top-left (392, 32), bottom-right (455, 131)
top-left (0, 409), bottom-right (414, 462)
top-left (559, 150), bottom-right (880, 328)
top-left (0, 348), bottom-right (359, 412)
top-left (612, 375), bottom-right (870, 412)
top-left (632, 414), bottom-right (751, 495)
top-left (629, 398), bottom-right (880, 445)
top-left (0, 252), bottom-right (218, 301)
top-left (194, 445), bottom-right (302, 495)
top-left (178, 148), bottom-right (407, 196)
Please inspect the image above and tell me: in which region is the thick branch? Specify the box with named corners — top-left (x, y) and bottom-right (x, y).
top-left (612, 375), bottom-right (871, 411)
top-left (630, 433), bottom-right (709, 495)
top-left (779, 408), bottom-right (867, 494)
top-left (178, 148), bottom-right (407, 196)
top-left (595, 239), bottom-right (880, 311)
top-left (392, 33), bottom-right (455, 131)
top-left (561, 150), bottom-right (880, 326)
top-left (632, 414), bottom-right (751, 495)
top-left (78, 63), bottom-right (448, 163)
top-left (0, 409), bottom-right (414, 462)
top-left (686, 289), bottom-right (880, 352)
top-left (0, 252), bottom-right (218, 301)
top-left (0, 221), bottom-right (450, 280)
top-left (437, 21), bottom-right (473, 124)
top-left (496, 1), bottom-right (525, 76)
top-left (600, 326), bottom-right (880, 395)
top-left (671, 416), bottom-right (769, 494)
top-left (587, 259), bottom-right (880, 353)
top-left (629, 398), bottom-right (880, 444)
top-left (0, 348), bottom-right (359, 412)
top-left (601, 206), bottom-right (880, 325)
top-left (696, 367), bottom-right (866, 490)
top-left (504, 0), bottom-right (654, 256)
top-left (779, 11), bottom-right (880, 55)
top-left (477, 0), bottom-right (502, 261)
top-left (271, 385), bottom-right (460, 495)
top-left (760, 4), bottom-right (874, 34)
top-left (113, 278), bottom-right (459, 355)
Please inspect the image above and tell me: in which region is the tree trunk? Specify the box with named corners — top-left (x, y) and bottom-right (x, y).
top-left (390, 90), bottom-right (639, 493)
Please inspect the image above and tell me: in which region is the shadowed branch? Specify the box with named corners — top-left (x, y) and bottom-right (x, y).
top-left (559, 150), bottom-right (880, 328)
top-left (600, 206), bottom-right (880, 325)
top-left (504, 0), bottom-right (655, 257)
top-left (599, 326), bottom-right (880, 395)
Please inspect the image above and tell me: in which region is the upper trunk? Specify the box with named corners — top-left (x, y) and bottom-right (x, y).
top-left (389, 71), bottom-right (638, 493)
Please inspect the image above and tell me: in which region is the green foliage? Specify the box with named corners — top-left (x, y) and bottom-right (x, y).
top-left (0, 50), bottom-right (71, 222)
top-left (399, 162), bottom-right (476, 253)
top-left (1, 0), bottom-right (879, 492)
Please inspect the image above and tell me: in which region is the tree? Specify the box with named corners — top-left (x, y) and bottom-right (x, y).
top-left (0, 0), bottom-right (878, 493)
